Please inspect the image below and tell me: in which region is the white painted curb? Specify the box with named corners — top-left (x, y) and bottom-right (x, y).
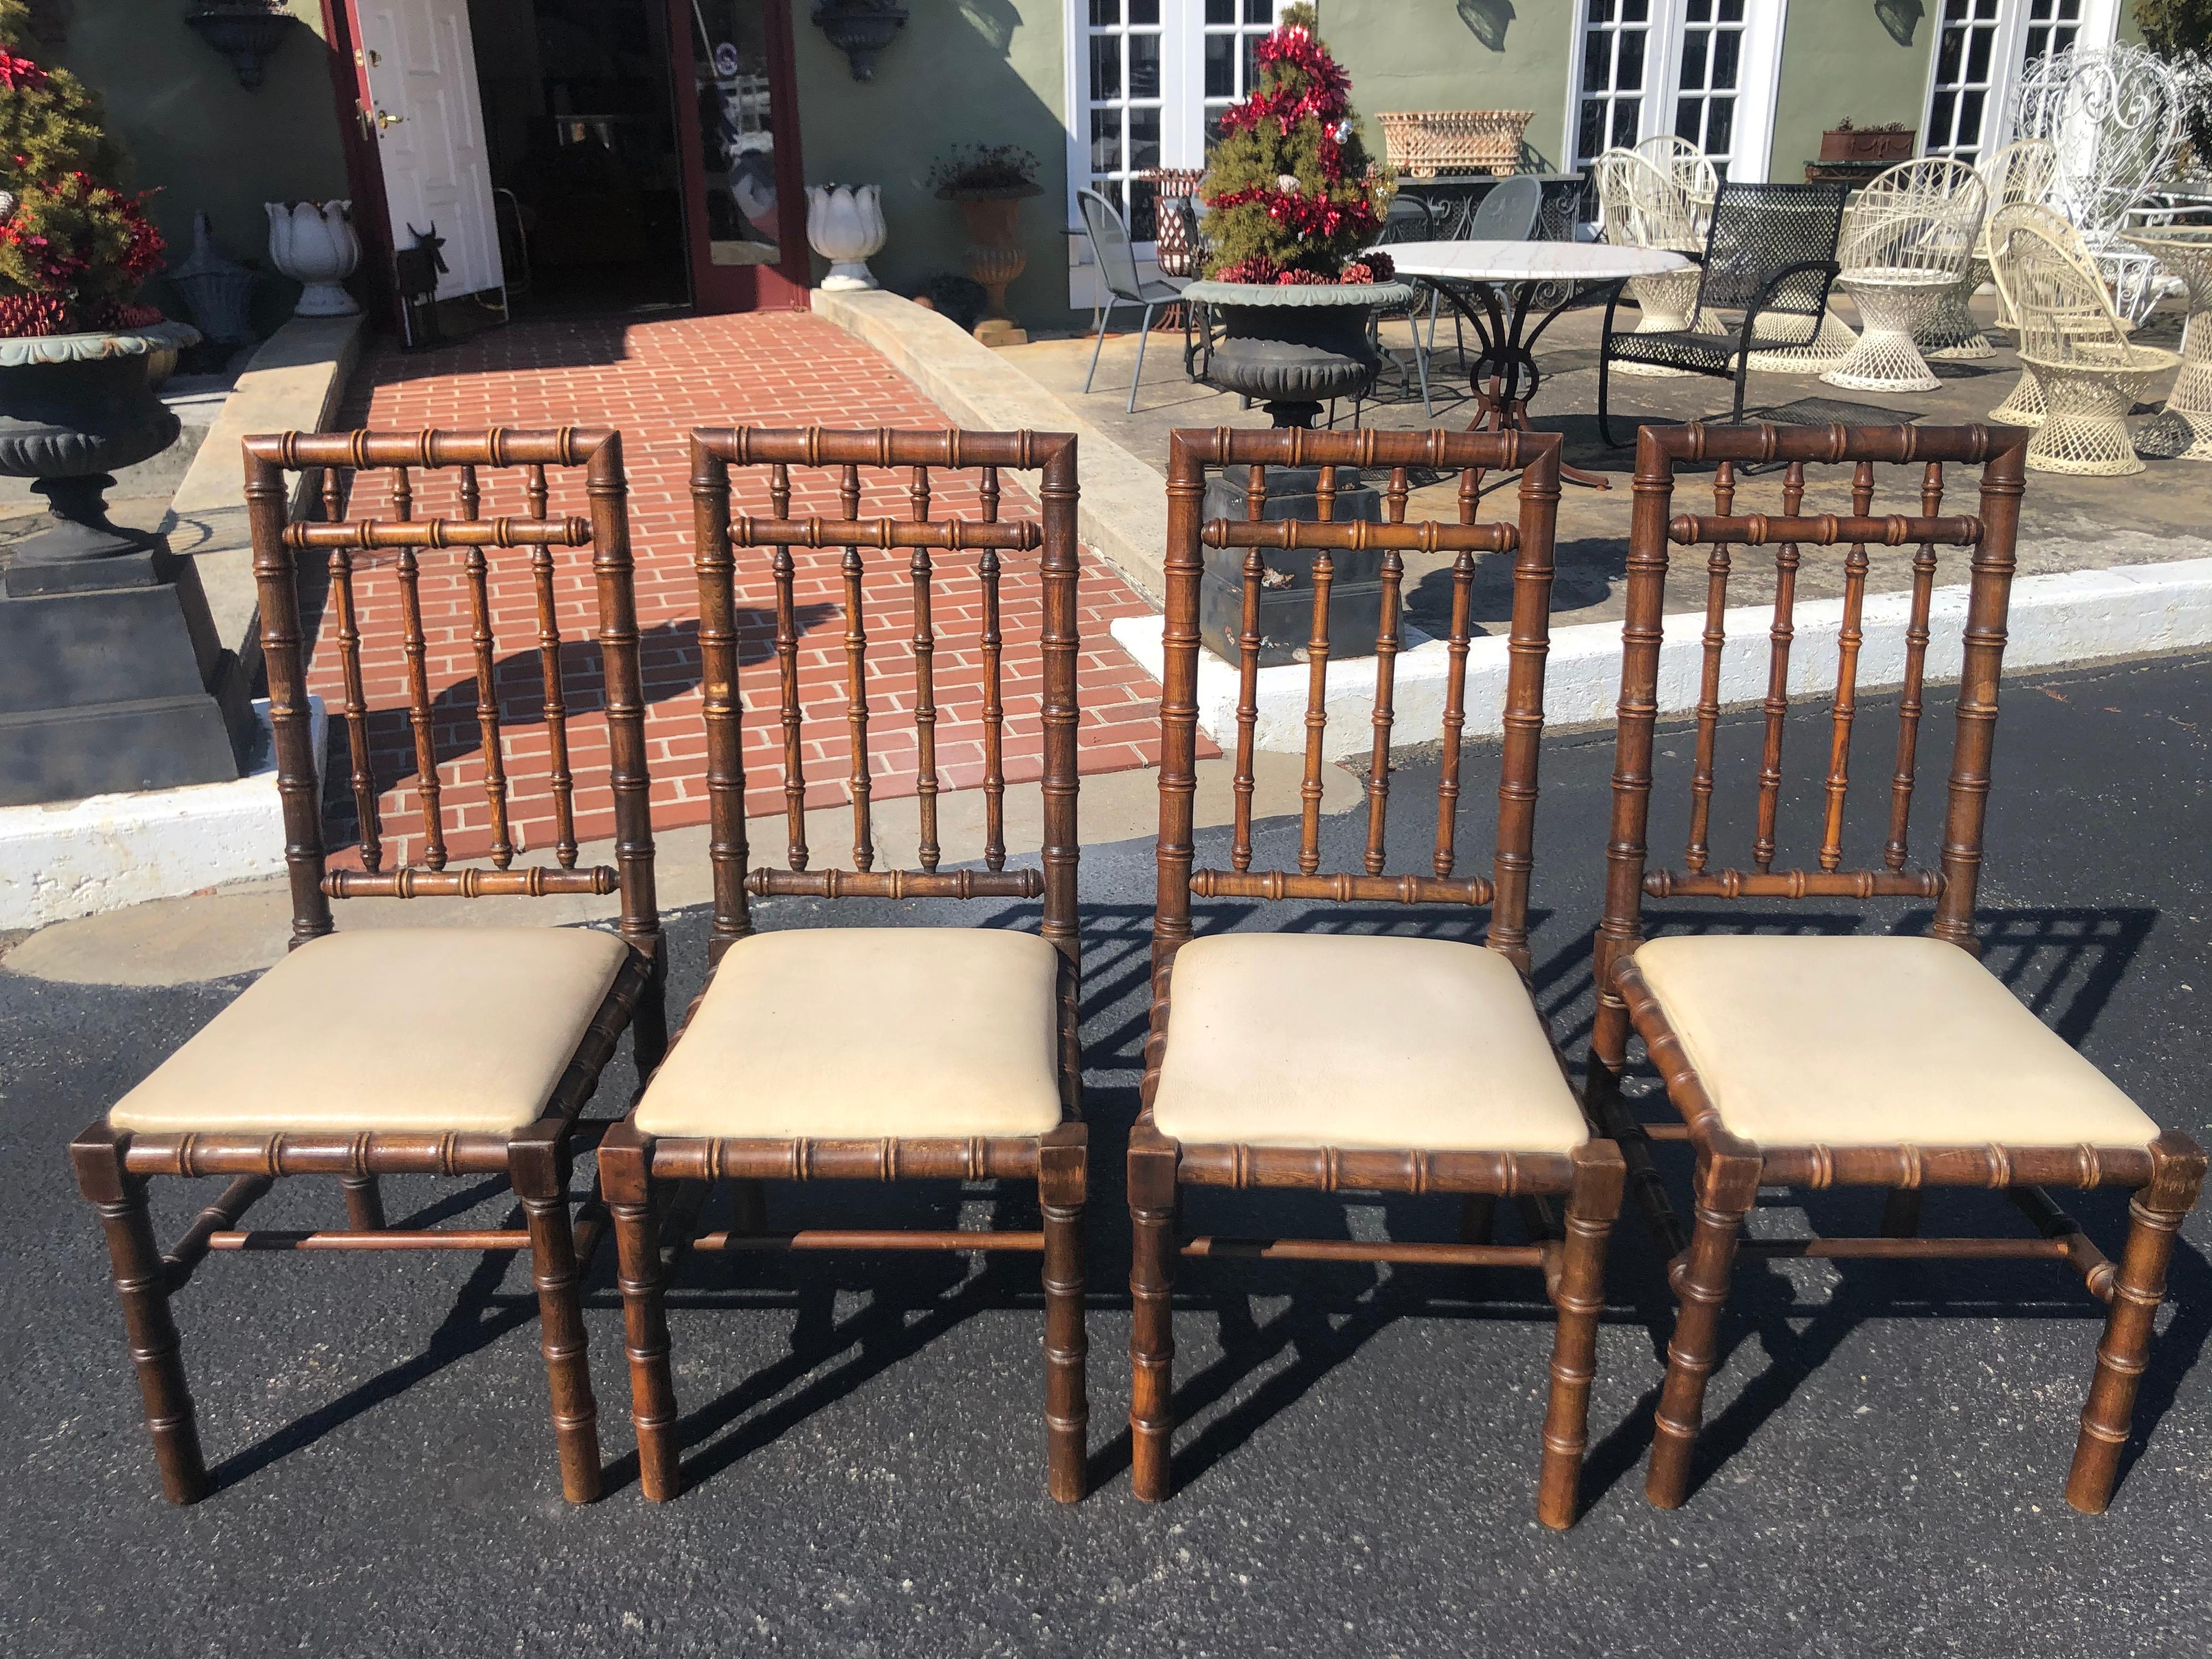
top-left (1110, 557), bottom-right (2212, 758)
top-left (0, 699), bottom-right (325, 933)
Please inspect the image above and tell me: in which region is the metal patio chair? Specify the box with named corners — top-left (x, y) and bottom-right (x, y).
top-left (1597, 181), bottom-right (1850, 445)
top-left (1587, 420), bottom-right (2203, 1516)
top-left (1078, 187), bottom-right (1193, 414)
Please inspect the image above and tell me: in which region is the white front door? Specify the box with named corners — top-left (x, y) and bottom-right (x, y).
top-left (1566, 0), bottom-right (1788, 182)
top-left (357, 0), bottom-right (503, 300)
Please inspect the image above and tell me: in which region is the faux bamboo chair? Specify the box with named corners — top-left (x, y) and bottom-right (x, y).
top-left (602, 427), bottom-right (1088, 1504)
top-left (1131, 426), bottom-right (1626, 1532)
top-left (1822, 159), bottom-right (1986, 393)
top-left (1598, 181), bottom-right (1850, 444)
top-left (72, 427), bottom-right (665, 1506)
top-left (1585, 420), bottom-right (2205, 1516)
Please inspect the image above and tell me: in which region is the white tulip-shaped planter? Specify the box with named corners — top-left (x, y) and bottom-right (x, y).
top-left (807, 184), bottom-right (886, 291)
top-left (266, 200), bottom-right (362, 318)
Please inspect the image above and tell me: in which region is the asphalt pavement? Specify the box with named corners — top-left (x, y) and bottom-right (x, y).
top-left (3, 651), bottom-right (2208, 1658)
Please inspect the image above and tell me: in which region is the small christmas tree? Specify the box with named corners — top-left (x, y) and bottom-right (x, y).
top-left (1198, 3), bottom-right (1394, 285)
top-left (0, 0), bottom-right (164, 336)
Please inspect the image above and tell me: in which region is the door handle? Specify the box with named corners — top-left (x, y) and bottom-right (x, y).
top-left (375, 108), bottom-right (404, 130)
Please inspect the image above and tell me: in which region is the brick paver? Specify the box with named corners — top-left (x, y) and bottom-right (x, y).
top-left (311, 311), bottom-right (1166, 868)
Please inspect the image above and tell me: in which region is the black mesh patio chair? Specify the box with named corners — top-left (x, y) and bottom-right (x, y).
top-left (1426, 174), bottom-right (1546, 366)
top-left (1079, 187), bottom-right (1194, 414)
top-left (1597, 180), bottom-right (1850, 446)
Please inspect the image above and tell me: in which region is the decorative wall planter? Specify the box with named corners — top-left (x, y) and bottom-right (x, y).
top-left (812, 0), bottom-right (907, 82)
top-left (184, 0), bottom-right (301, 90)
top-left (806, 184), bottom-right (886, 291)
top-left (939, 181), bottom-right (1041, 345)
top-left (266, 200), bottom-right (362, 317)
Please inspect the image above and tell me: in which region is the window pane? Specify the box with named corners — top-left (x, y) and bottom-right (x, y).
top-left (1129, 178), bottom-right (1157, 242)
top-left (1129, 30), bottom-right (1159, 97)
top-left (1589, 0), bottom-right (1615, 22)
top-left (1676, 97), bottom-right (1702, 144)
top-left (1130, 0), bottom-right (1159, 20)
top-left (1687, 0), bottom-right (1710, 19)
top-left (1618, 28), bottom-right (1644, 87)
top-left (1622, 0), bottom-right (1648, 20)
top-left (2058, 0), bottom-right (2081, 15)
top-left (1091, 35), bottom-right (1120, 101)
top-left (1707, 96), bottom-right (1733, 154)
top-left (1206, 0), bottom-right (1232, 22)
top-left (1679, 31), bottom-right (1708, 91)
top-left (1091, 108), bottom-right (1121, 173)
top-left (1243, 32), bottom-right (1259, 92)
top-left (1612, 97), bottom-right (1640, 147)
top-left (1719, 0), bottom-right (1744, 19)
top-left (2025, 25), bottom-right (2047, 59)
top-left (1245, 0), bottom-right (1271, 20)
top-left (1958, 87), bottom-right (1985, 138)
top-left (1578, 100), bottom-right (1605, 161)
top-left (1975, 0), bottom-right (1998, 15)
top-left (1129, 105), bottom-right (1160, 171)
top-left (1968, 25), bottom-right (1992, 81)
top-left (2054, 24), bottom-right (2078, 50)
top-left (1931, 90), bottom-right (1958, 146)
top-left (1710, 28), bottom-right (1739, 90)
top-left (1584, 31), bottom-right (1610, 92)
top-left (1206, 33), bottom-right (1234, 97)
top-left (1945, 0), bottom-right (1967, 15)
top-left (1091, 0), bottom-right (1118, 24)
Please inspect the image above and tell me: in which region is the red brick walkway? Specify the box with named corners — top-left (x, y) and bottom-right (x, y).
top-left (314, 311), bottom-right (1164, 868)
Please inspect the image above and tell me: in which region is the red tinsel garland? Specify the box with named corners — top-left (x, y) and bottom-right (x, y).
top-left (1213, 26), bottom-right (1351, 143)
top-left (0, 49), bottom-right (50, 94)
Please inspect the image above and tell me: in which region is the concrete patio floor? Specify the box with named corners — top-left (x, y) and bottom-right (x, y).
top-left (4, 649), bottom-right (2208, 1657)
top-left (1004, 294), bottom-right (2212, 640)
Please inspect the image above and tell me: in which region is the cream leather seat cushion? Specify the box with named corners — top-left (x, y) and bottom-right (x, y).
top-left (1633, 935), bottom-right (2160, 1150)
top-left (634, 927), bottom-right (1063, 1140)
top-left (1151, 933), bottom-right (1587, 1153)
top-left (109, 927), bottom-right (633, 1136)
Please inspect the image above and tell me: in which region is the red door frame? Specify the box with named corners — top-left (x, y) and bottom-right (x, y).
top-left (319, 0), bottom-right (401, 330)
top-left (666, 0), bottom-right (813, 312)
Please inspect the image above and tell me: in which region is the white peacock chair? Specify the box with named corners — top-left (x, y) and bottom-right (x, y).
top-left (1822, 158), bottom-right (1987, 393)
top-left (1593, 148), bottom-right (1708, 378)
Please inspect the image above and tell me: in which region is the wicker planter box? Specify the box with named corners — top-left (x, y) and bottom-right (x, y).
top-left (1378, 109), bottom-right (1532, 178)
top-left (1819, 126), bottom-right (1916, 164)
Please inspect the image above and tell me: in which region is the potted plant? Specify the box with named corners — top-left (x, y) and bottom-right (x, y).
top-left (0, 7), bottom-right (198, 582)
top-left (1177, 3), bottom-right (1411, 662)
top-left (929, 143), bottom-right (1042, 346)
top-left (1819, 118), bottom-right (1917, 164)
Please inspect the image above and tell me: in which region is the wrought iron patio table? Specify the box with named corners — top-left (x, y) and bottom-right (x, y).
top-left (1376, 239), bottom-right (1692, 487)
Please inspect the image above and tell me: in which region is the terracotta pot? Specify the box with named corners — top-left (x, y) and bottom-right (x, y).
top-left (1819, 127), bottom-right (1916, 164)
top-left (939, 181), bottom-right (1040, 324)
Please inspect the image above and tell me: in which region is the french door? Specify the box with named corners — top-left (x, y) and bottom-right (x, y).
top-left (1567, 0), bottom-right (1786, 182)
top-left (1065, 0), bottom-right (1288, 301)
top-left (1922, 0), bottom-right (2121, 166)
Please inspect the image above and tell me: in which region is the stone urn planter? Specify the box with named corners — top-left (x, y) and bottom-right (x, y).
top-left (806, 184), bottom-right (887, 291)
top-left (0, 324), bottom-right (204, 581)
top-left (267, 199), bottom-right (362, 317)
top-left (1177, 278), bottom-right (1413, 665)
top-left (938, 180), bottom-right (1041, 346)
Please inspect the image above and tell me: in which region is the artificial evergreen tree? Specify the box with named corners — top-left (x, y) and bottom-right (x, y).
top-left (1198, 3), bottom-right (1393, 284)
top-left (0, 0), bottom-right (163, 335)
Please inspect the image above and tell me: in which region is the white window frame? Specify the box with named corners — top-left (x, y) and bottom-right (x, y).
top-left (1918, 0), bottom-right (2121, 166)
top-left (1062, 0), bottom-right (1291, 308)
top-left (1561, 0), bottom-right (1790, 184)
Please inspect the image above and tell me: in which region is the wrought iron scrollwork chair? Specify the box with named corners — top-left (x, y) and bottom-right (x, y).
top-left (1130, 426), bottom-right (1627, 1531)
top-left (602, 426), bottom-right (1089, 1504)
top-left (73, 426), bottom-right (666, 1506)
top-left (1586, 421), bottom-right (2204, 1515)
top-left (1597, 181), bottom-right (1850, 445)
top-left (1078, 187), bottom-right (1196, 414)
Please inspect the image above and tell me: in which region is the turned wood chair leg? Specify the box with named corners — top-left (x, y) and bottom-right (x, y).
top-left (1537, 1144), bottom-right (1626, 1529)
top-left (1128, 1142), bottom-right (1178, 1502)
top-left (2065, 1141), bottom-right (2206, 1513)
top-left (1646, 1156), bottom-right (1759, 1509)
top-left (513, 1135), bottom-right (602, 1504)
top-left (1040, 1136), bottom-right (1089, 1503)
top-left (341, 1174), bottom-right (387, 1230)
top-left (603, 1124), bottom-right (682, 1501)
top-left (71, 1132), bottom-right (208, 1505)
top-left (630, 947), bottom-right (670, 1077)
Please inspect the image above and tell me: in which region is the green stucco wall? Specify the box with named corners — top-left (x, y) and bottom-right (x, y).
top-left (791, 2), bottom-right (1078, 330)
top-left (1767, 3), bottom-right (1936, 182)
top-left (1327, 0), bottom-right (1573, 173)
top-left (55, 1), bottom-right (351, 300)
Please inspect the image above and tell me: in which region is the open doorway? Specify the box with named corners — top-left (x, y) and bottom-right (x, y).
top-left (467, 0), bottom-right (692, 315)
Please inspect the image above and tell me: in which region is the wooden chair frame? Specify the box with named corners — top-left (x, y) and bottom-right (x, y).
top-left (1130, 426), bottom-right (1627, 1531)
top-left (1584, 420), bottom-right (2206, 1515)
top-left (600, 426), bottom-right (1089, 1503)
top-left (71, 426), bottom-right (665, 1506)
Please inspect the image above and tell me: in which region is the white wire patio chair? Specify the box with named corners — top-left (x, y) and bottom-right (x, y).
top-left (1822, 158), bottom-right (1987, 394)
